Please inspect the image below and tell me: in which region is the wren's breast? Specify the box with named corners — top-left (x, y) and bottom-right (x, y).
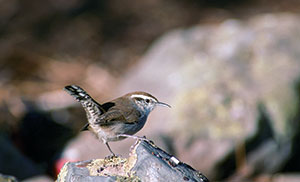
top-left (124, 115), bottom-right (148, 135)
top-left (91, 123), bottom-right (123, 142)
top-left (90, 115), bottom-right (148, 142)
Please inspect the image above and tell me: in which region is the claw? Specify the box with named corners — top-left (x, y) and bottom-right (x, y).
top-left (104, 154), bottom-right (120, 160)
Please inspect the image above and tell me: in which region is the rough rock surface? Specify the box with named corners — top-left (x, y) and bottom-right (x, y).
top-left (119, 13), bottom-right (300, 180)
top-left (56, 140), bottom-right (209, 182)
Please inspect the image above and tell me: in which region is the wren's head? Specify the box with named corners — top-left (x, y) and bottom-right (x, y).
top-left (127, 92), bottom-right (170, 115)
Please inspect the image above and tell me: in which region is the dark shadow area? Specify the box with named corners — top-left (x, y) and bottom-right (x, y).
top-left (245, 104), bottom-right (274, 153)
top-left (282, 78), bottom-right (300, 172)
top-left (214, 103), bottom-right (274, 180)
top-left (11, 106), bottom-right (75, 178)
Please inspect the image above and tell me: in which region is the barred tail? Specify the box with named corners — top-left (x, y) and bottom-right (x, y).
top-left (64, 85), bottom-right (92, 102)
top-left (64, 85), bottom-right (105, 121)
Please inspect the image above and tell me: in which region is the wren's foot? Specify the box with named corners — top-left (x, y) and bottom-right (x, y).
top-left (104, 153), bottom-right (121, 160)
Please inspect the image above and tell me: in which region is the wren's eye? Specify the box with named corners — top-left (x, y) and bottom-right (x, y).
top-left (135, 97), bottom-right (143, 102)
top-left (145, 99), bottom-right (150, 103)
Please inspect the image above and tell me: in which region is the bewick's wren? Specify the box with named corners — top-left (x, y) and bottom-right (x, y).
top-left (64, 85), bottom-right (170, 156)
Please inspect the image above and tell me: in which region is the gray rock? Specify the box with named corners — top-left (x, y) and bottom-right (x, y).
top-left (0, 174), bottom-right (18, 182)
top-left (119, 13), bottom-right (300, 180)
top-left (56, 140), bottom-right (208, 182)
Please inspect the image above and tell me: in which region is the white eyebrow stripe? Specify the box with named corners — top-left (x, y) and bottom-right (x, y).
top-left (130, 94), bottom-right (156, 102)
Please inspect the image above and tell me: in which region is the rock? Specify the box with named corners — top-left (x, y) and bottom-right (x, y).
top-left (56, 140), bottom-right (209, 182)
top-left (119, 13), bottom-right (300, 180)
top-left (0, 174), bottom-right (18, 182)
top-left (271, 173), bottom-right (300, 182)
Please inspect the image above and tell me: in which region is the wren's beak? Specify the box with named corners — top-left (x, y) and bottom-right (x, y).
top-left (156, 101), bottom-right (171, 108)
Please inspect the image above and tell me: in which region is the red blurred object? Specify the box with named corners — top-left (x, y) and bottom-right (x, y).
top-left (55, 158), bottom-right (78, 176)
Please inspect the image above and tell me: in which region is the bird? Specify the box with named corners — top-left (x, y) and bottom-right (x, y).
top-left (64, 85), bottom-right (170, 156)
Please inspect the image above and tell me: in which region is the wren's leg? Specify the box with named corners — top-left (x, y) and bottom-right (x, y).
top-left (117, 134), bottom-right (151, 142)
top-left (105, 142), bottom-right (116, 156)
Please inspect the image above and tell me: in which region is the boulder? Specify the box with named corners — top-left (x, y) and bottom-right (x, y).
top-left (56, 140), bottom-right (209, 182)
top-left (119, 13), bottom-right (300, 180)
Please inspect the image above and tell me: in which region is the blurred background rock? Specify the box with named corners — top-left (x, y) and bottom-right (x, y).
top-left (1, 0), bottom-right (300, 181)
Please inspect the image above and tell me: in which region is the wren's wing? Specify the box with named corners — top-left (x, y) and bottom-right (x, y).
top-left (95, 109), bottom-right (127, 126)
top-left (95, 107), bottom-right (142, 126)
top-left (64, 85), bottom-right (105, 127)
